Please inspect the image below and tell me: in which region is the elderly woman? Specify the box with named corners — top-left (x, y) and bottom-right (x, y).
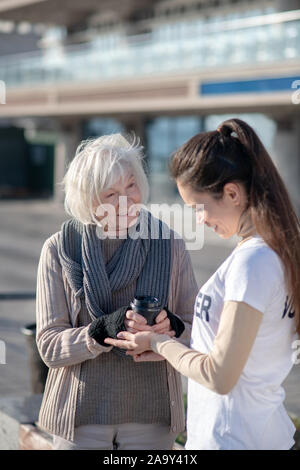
top-left (35, 134), bottom-right (198, 450)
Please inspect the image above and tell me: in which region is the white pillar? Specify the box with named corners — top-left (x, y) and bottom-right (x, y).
top-left (271, 117), bottom-right (300, 216)
top-left (53, 122), bottom-right (81, 203)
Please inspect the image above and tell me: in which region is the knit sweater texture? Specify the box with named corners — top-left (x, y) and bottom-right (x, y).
top-left (75, 237), bottom-right (171, 427)
top-left (36, 229), bottom-right (198, 441)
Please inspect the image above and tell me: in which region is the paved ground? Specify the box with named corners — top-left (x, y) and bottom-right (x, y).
top-left (0, 199), bottom-right (299, 419)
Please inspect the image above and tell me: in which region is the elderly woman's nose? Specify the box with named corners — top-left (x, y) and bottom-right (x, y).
top-left (116, 195), bottom-right (133, 213)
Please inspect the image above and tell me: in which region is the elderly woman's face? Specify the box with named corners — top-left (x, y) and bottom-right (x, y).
top-left (95, 171), bottom-right (142, 235)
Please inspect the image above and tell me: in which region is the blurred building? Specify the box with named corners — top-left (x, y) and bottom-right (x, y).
top-left (0, 0), bottom-right (299, 212)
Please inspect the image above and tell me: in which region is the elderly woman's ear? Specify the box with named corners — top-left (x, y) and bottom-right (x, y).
top-left (88, 305), bottom-right (130, 346)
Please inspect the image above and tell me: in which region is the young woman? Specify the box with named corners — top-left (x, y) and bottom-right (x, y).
top-left (105, 119), bottom-right (300, 450)
top-left (35, 134), bottom-right (197, 450)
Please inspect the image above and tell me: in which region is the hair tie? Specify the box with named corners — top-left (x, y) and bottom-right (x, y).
top-left (217, 125), bottom-right (232, 138)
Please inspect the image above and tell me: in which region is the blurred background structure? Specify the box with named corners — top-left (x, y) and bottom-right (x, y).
top-left (0, 0), bottom-right (299, 449)
top-left (0, 0), bottom-right (299, 210)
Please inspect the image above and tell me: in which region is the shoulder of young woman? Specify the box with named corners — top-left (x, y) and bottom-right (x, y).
top-left (229, 241), bottom-right (285, 284)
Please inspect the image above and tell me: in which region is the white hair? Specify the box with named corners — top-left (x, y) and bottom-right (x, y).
top-left (60, 133), bottom-right (150, 225)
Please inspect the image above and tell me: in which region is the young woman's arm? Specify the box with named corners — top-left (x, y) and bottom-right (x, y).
top-left (106, 300), bottom-right (263, 393)
top-left (36, 237), bottom-right (113, 369)
top-left (149, 300), bottom-right (262, 394)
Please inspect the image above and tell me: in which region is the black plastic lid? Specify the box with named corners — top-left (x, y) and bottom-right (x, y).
top-left (132, 296), bottom-right (161, 309)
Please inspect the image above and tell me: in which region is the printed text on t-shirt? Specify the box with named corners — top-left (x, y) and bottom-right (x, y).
top-left (195, 293), bottom-right (211, 322)
top-left (282, 296), bottom-right (295, 319)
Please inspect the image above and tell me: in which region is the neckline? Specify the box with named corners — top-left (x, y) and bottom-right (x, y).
top-left (233, 233), bottom-right (263, 254)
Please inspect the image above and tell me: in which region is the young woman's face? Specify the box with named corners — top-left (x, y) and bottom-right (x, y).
top-left (95, 171), bottom-right (142, 235)
top-left (177, 180), bottom-right (247, 239)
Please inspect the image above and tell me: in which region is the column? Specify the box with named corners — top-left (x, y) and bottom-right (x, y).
top-left (53, 120), bottom-right (82, 203)
top-left (270, 116), bottom-right (300, 216)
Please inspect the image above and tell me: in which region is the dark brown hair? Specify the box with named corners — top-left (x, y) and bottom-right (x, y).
top-left (170, 118), bottom-right (300, 336)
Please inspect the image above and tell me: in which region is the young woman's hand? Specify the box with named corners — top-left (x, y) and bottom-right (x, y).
top-left (104, 330), bottom-right (153, 354)
top-left (104, 329), bottom-right (175, 355)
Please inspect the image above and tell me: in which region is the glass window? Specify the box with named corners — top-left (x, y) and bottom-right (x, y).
top-left (82, 118), bottom-right (124, 139)
top-left (147, 115), bottom-right (204, 173)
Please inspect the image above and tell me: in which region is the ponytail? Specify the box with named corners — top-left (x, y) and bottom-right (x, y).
top-left (170, 118), bottom-right (300, 337)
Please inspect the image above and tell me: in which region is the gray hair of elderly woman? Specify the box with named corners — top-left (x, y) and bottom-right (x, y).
top-left (60, 133), bottom-right (150, 225)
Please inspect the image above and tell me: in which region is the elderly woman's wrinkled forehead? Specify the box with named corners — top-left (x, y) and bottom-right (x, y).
top-left (102, 160), bottom-right (133, 190)
top-left (101, 154), bottom-right (133, 189)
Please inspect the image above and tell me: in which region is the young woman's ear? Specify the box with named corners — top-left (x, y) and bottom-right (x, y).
top-left (223, 183), bottom-right (243, 206)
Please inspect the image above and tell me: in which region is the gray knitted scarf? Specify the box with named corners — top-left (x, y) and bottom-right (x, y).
top-left (57, 208), bottom-right (171, 320)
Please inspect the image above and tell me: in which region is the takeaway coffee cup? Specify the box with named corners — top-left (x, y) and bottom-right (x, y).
top-left (130, 296), bottom-right (162, 326)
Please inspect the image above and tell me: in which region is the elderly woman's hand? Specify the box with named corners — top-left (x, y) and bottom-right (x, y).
top-left (152, 309), bottom-right (172, 334)
top-left (124, 310), bottom-right (153, 333)
top-left (124, 309), bottom-right (173, 335)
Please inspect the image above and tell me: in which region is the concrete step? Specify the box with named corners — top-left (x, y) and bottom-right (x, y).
top-left (0, 394), bottom-right (43, 450)
top-left (19, 424), bottom-right (53, 450)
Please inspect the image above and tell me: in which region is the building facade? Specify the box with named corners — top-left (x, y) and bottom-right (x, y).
top-left (0, 0), bottom-right (299, 212)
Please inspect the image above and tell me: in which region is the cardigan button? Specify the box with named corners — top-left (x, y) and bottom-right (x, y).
top-left (172, 426), bottom-right (177, 432)
top-left (171, 401), bottom-right (175, 406)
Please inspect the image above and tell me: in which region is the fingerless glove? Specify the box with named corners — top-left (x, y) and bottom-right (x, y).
top-left (164, 306), bottom-right (185, 338)
top-left (88, 305), bottom-right (129, 347)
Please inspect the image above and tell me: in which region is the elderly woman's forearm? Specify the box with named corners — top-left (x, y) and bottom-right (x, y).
top-left (36, 325), bottom-right (112, 368)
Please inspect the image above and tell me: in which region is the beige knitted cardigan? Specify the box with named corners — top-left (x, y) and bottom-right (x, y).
top-left (35, 230), bottom-right (198, 441)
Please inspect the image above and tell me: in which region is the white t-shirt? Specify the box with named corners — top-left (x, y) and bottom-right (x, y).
top-left (186, 235), bottom-right (298, 450)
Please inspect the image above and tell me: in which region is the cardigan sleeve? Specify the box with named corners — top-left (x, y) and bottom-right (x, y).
top-left (36, 236), bottom-right (112, 369)
top-left (150, 300), bottom-right (263, 394)
top-left (168, 237), bottom-right (198, 347)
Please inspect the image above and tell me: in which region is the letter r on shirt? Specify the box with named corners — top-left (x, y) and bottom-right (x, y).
top-left (196, 293), bottom-right (211, 322)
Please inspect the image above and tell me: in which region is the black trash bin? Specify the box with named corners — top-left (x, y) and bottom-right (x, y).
top-left (21, 323), bottom-right (48, 394)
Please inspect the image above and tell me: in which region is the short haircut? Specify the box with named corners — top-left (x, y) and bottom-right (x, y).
top-left (61, 133), bottom-right (149, 225)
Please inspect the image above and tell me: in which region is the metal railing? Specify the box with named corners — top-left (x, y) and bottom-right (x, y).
top-left (0, 9), bottom-right (300, 87)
